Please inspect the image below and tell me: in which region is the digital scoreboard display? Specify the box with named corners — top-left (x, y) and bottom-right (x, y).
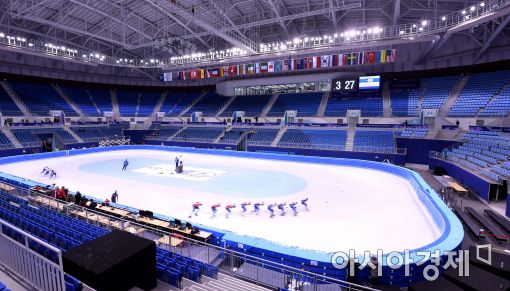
top-left (331, 78), bottom-right (358, 92)
top-left (358, 75), bottom-right (381, 90)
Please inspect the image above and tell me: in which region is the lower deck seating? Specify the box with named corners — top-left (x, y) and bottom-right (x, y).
top-left (353, 130), bottom-right (396, 153)
top-left (278, 129), bottom-right (347, 150)
top-left (171, 126), bottom-right (224, 142)
top-left (71, 126), bottom-right (125, 141)
top-left (0, 132), bottom-right (14, 149)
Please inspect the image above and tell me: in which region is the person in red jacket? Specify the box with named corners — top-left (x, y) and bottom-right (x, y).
top-left (211, 203), bottom-right (221, 218)
top-left (188, 202), bottom-right (203, 218)
top-left (225, 204), bottom-right (236, 219)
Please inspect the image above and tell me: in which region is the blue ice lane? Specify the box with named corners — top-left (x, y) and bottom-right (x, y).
top-left (78, 158), bottom-right (307, 197)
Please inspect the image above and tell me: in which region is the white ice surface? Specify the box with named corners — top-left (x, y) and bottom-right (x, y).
top-left (0, 149), bottom-right (441, 254)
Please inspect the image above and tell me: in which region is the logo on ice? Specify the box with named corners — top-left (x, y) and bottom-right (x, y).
top-left (330, 244), bottom-right (493, 281)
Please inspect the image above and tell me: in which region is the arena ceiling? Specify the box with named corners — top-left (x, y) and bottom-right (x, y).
top-left (1, 0), bottom-right (510, 75)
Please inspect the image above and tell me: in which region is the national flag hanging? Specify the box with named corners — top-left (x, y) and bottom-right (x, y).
top-left (260, 62), bottom-right (268, 73)
top-left (238, 64), bottom-right (245, 75)
top-left (347, 53), bottom-right (357, 66)
top-left (228, 65), bottom-right (237, 76)
top-left (298, 58), bottom-right (305, 70)
top-left (380, 50), bottom-right (387, 63)
top-left (331, 55), bottom-right (339, 67)
top-left (274, 60), bottom-right (282, 72)
top-left (312, 56), bottom-right (320, 68)
top-left (386, 49), bottom-right (395, 62)
top-left (189, 70), bottom-right (198, 80)
top-left (282, 59), bottom-right (290, 71)
top-left (268, 61), bottom-right (275, 72)
top-left (321, 55), bottom-right (330, 67)
top-left (364, 51), bottom-right (376, 64)
top-left (247, 63), bottom-right (255, 74)
top-left (340, 54), bottom-right (347, 66)
top-left (211, 68), bottom-right (219, 78)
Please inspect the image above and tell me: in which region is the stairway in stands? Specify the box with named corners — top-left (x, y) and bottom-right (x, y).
top-left (182, 273), bottom-right (271, 291)
top-left (147, 91), bottom-right (168, 124)
top-left (0, 81), bottom-right (31, 117)
top-left (316, 91), bottom-right (330, 117)
top-left (52, 84), bottom-right (84, 117)
top-left (62, 126), bottom-right (83, 143)
top-left (439, 74), bottom-right (470, 118)
top-left (216, 95), bottom-right (238, 117)
top-left (382, 81), bottom-right (392, 117)
top-left (110, 90), bottom-right (120, 118)
top-left (0, 127), bottom-right (22, 148)
top-left (179, 91), bottom-right (209, 117)
top-left (270, 127), bottom-right (287, 146)
top-left (260, 94), bottom-right (279, 118)
top-left (345, 127), bottom-right (355, 151)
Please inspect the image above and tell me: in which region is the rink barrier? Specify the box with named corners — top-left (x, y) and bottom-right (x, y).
top-left (0, 145), bottom-right (464, 286)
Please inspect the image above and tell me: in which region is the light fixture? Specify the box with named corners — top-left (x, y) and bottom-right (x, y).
top-left (470, 6), bottom-right (475, 11)
top-left (0, 33), bottom-right (4, 38)
top-left (421, 20), bottom-right (428, 26)
top-left (480, 2), bottom-right (485, 7)
top-left (461, 10), bottom-right (466, 14)
top-left (399, 30), bottom-right (404, 35)
top-left (441, 16), bottom-right (446, 21)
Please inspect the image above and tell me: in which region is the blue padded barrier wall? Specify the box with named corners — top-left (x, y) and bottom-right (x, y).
top-left (145, 140), bottom-right (407, 165)
top-left (0, 145), bottom-right (463, 286)
top-left (396, 138), bottom-right (456, 165)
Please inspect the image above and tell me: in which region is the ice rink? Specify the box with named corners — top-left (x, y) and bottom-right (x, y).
top-left (0, 149), bottom-right (441, 254)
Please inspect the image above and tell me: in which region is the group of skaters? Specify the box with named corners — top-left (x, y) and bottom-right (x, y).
top-left (40, 167), bottom-right (57, 179)
top-left (188, 198), bottom-right (309, 219)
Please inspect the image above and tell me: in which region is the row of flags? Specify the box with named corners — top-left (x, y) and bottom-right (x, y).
top-left (167, 49), bottom-right (395, 81)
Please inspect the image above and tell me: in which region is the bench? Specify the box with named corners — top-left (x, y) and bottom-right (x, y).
top-left (465, 207), bottom-right (506, 240)
top-left (484, 209), bottom-right (510, 234)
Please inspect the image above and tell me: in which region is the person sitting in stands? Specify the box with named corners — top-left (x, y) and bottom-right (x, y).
top-left (74, 191), bottom-right (82, 205)
top-left (52, 186), bottom-right (60, 199)
top-left (79, 197), bottom-right (88, 207)
top-left (88, 199), bottom-right (97, 210)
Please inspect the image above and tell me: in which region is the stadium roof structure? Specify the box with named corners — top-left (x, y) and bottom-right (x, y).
top-left (1, 0), bottom-right (510, 72)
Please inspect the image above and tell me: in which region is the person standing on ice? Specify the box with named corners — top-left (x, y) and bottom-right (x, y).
top-left (301, 198), bottom-right (309, 211)
top-left (174, 156), bottom-right (180, 170)
top-left (277, 202), bottom-right (287, 216)
top-left (49, 170), bottom-right (57, 179)
top-left (225, 204), bottom-right (236, 218)
top-left (211, 203), bottom-right (221, 218)
top-left (122, 159), bottom-right (129, 171)
top-left (267, 203), bottom-right (276, 218)
top-left (240, 202), bottom-right (251, 215)
top-left (188, 202), bottom-right (202, 218)
top-left (111, 190), bottom-right (119, 203)
top-left (252, 202), bottom-right (264, 215)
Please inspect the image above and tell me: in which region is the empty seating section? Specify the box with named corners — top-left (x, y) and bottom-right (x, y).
top-left (324, 93), bottom-right (383, 116)
top-left (12, 128), bottom-right (77, 146)
top-left (160, 91), bottom-right (201, 116)
top-left (443, 130), bottom-right (510, 181)
top-left (187, 92), bottom-right (229, 116)
top-left (156, 247), bottom-right (218, 288)
top-left (278, 129), bottom-right (346, 150)
top-left (400, 127), bottom-right (428, 138)
top-left (221, 95), bottom-right (271, 117)
top-left (421, 75), bottom-right (460, 109)
top-left (480, 86), bottom-right (510, 116)
top-left (0, 131), bottom-right (13, 149)
top-left (117, 90), bottom-right (139, 116)
top-left (9, 81), bottom-right (78, 116)
top-left (149, 125), bottom-right (183, 140)
top-left (0, 86), bottom-right (22, 116)
top-left (220, 129), bottom-right (245, 144)
top-left (60, 85), bottom-right (100, 116)
top-left (172, 126), bottom-right (223, 142)
top-left (71, 126), bottom-right (124, 141)
top-left (449, 70), bottom-right (510, 116)
top-left (353, 130), bottom-right (396, 153)
top-left (246, 128), bottom-right (279, 146)
top-left (267, 93), bottom-right (323, 116)
top-left (88, 88), bottom-right (112, 113)
top-left (138, 91), bottom-right (161, 116)
top-left (390, 89), bottom-right (419, 116)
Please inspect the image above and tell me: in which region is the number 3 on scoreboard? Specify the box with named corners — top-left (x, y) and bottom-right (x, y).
top-left (335, 81), bottom-right (342, 90)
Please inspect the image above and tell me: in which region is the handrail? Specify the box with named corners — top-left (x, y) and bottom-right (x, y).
top-left (0, 181), bottom-right (379, 291)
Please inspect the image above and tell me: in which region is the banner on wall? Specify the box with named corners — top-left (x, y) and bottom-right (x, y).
top-left (172, 49), bottom-right (396, 81)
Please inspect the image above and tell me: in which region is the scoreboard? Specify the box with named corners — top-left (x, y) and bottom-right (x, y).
top-left (331, 75), bottom-right (381, 92)
top-left (331, 78), bottom-right (358, 92)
